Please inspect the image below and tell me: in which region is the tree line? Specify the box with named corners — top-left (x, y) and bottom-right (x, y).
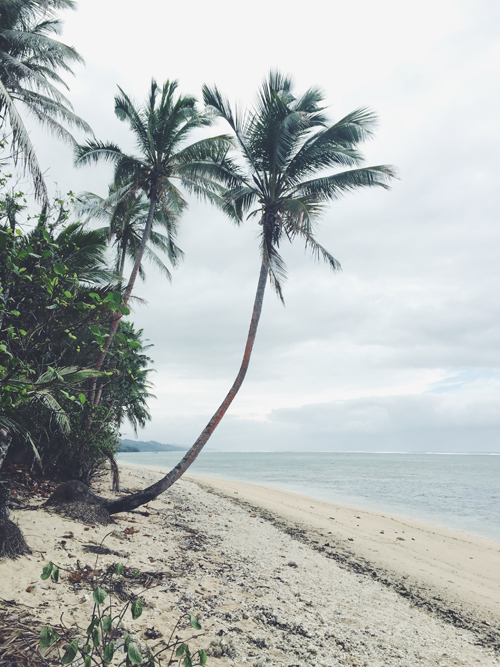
top-left (0, 0), bottom-right (395, 547)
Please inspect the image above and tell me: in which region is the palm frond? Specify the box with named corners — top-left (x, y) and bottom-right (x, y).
top-left (293, 165), bottom-right (396, 201)
top-left (74, 139), bottom-right (124, 167)
top-left (0, 78), bottom-right (48, 201)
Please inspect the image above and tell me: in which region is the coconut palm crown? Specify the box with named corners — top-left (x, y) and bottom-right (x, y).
top-left (0, 0), bottom-right (91, 201)
top-left (203, 70), bottom-right (395, 300)
top-left (77, 186), bottom-right (184, 281)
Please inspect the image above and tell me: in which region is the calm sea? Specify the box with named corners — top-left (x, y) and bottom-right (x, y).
top-left (116, 451), bottom-right (500, 542)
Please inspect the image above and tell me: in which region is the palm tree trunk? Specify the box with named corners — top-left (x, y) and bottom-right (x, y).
top-left (88, 183), bottom-right (158, 405)
top-left (118, 240), bottom-right (127, 278)
top-left (106, 257), bottom-right (269, 514)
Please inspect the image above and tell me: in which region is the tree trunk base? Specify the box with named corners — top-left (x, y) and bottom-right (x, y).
top-left (0, 518), bottom-right (32, 559)
top-left (44, 480), bottom-right (112, 525)
top-left (0, 479), bottom-right (31, 558)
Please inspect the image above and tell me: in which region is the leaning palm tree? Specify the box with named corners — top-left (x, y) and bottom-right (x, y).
top-left (75, 79), bottom-right (233, 398)
top-left (78, 72), bottom-right (396, 516)
top-left (0, 0), bottom-right (91, 202)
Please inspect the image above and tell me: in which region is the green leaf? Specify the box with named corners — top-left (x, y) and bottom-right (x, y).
top-left (124, 633), bottom-right (131, 649)
top-left (52, 566), bottom-right (59, 582)
top-left (92, 628), bottom-right (101, 647)
top-left (199, 649), bottom-right (207, 665)
top-left (86, 618), bottom-right (99, 635)
top-left (11, 310), bottom-right (19, 316)
top-left (40, 627), bottom-right (59, 647)
top-left (93, 587), bottom-right (107, 605)
top-left (83, 644), bottom-right (91, 654)
top-left (53, 263), bottom-right (67, 276)
top-left (41, 562), bottom-right (53, 580)
top-left (133, 570), bottom-right (140, 579)
top-left (120, 306), bottom-right (131, 316)
top-left (131, 598), bottom-right (143, 620)
top-left (78, 393), bottom-right (86, 404)
top-left (183, 655), bottom-right (193, 667)
top-left (115, 563), bottom-right (124, 576)
top-left (84, 657), bottom-right (91, 667)
top-left (103, 616), bottom-right (112, 633)
top-left (61, 639), bottom-right (79, 664)
top-left (103, 641), bottom-right (115, 663)
top-left (127, 341), bottom-right (142, 349)
top-left (176, 644), bottom-right (187, 658)
top-left (189, 615), bottom-right (201, 631)
top-left (127, 644), bottom-right (142, 664)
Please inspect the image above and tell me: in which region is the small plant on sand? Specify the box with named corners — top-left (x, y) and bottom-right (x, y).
top-left (39, 562), bottom-right (208, 667)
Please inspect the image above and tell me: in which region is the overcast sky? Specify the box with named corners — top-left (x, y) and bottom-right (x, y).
top-left (28, 0), bottom-right (500, 452)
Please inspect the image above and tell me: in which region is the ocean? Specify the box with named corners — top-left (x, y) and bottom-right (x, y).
top-left (116, 451), bottom-right (500, 542)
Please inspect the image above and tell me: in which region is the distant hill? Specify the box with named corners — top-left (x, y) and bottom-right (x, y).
top-left (118, 439), bottom-right (187, 453)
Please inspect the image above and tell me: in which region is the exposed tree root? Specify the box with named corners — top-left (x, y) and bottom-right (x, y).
top-left (44, 480), bottom-right (112, 525)
top-left (0, 480), bottom-right (31, 559)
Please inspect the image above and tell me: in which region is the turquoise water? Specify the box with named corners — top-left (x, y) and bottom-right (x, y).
top-left (117, 451), bottom-right (500, 542)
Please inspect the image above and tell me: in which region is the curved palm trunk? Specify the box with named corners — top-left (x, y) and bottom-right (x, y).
top-left (88, 184), bottom-right (158, 405)
top-left (106, 258), bottom-right (269, 514)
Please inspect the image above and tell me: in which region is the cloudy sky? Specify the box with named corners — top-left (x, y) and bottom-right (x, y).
top-left (29, 0), bottom-right (500, 452)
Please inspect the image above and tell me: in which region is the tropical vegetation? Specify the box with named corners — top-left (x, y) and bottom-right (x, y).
top-left (0, 0), bottom-right (91, 201)
top-left (0, 0), bottom-right (395, 545)
top-left (95, 71), bottom-right (396, 515)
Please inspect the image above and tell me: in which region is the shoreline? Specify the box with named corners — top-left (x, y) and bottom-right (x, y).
top-left (121, 463), bottom-right (500, 623)
top-left (1, 464), bottom-right (499, 666)
top-left (116, 452), bottom-right (500, 544)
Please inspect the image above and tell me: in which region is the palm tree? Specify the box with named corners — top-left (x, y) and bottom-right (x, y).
top-left (0, 0), bottom-right (91, 202)
top-left (102, 72), bottom-right (396, 515)
top-left (75, 79), bottom-right (233, 394)
top-left (76, 186), bottom-right (183, 281)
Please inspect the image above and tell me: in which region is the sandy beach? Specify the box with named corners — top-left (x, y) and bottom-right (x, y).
top-left (1, 463), bottom-right (499, 666)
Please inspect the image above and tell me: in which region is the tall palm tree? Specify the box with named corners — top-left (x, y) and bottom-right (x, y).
top-left (74, 79), bottom-right (233, 398)
top-left (103, 72), bottom-right (396, 515)
top-left (0, 0), bottom-right (91, 202)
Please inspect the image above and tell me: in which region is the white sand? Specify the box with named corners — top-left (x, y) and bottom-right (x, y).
top-left (1, 463), bottom-right (499, 666)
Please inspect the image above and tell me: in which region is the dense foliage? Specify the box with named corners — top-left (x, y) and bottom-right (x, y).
top-left (0, 183), bottom-right (154, 480)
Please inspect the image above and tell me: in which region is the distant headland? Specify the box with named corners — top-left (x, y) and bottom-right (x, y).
top-left (117, 439), bottom-right (187, 453)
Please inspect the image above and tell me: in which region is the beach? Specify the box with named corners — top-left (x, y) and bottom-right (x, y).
top-left (1, 463), bottom-right (499, 666)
